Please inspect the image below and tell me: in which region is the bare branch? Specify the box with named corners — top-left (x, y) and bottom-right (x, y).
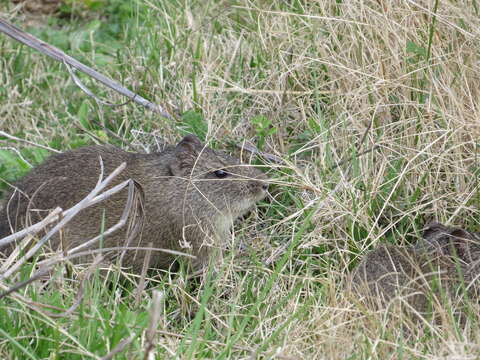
top-left (0, 146), bottom-right (33, 167)
top-left (0, 162), bottom-right (127, 279)
top-left (0, 207), bottom-right (63, 260)
top-left (144, 290), bottom-right (164, 360)
top-left (135, 242), bottom-right (153, 307)
top-left (0, 18), bottom-right (173, 118)
top-left (65, 179), bottom-right (142, 255)
top-left (0, 130), bottom-right (60, 153)
top-left (0, 266), bottom-right (50, 300)
top-left (100, 334), bottom-right (136, 360)
top-left (39, 246), bottom-right (195, 269)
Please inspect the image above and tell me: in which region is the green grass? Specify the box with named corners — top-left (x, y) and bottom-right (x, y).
top-left (1, 0), bottom-right (480, 358)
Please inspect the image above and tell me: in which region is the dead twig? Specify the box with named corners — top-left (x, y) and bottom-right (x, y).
top-left (0, 207), bottom-right (63, 273)
top-left (135, 242), bottom-right (153, 307)
top-left (0, 146), bottom-right (33, 167)
top-left (64, 60), bottom-right (134, 108)
top-left (65, 179), bottom-right (144, 255)
top-left (38, 246), bottom-right (195, 270)
top-left (0, 160), bottom-right (127, 279)
top-left (0, 266), bottom-right (50, 300)
top-left (0, 173), bottom-right (139, 256)
top-left (119, 180), bottom-right (145, 267)
top-left (0, 130), bottom-right (60, 153)
top-left (144, 290), bottom-right (165, 360)
top-left (100, 334), bottom-right (136, 360)
top-left (0, 18), bottom-right (173, 118)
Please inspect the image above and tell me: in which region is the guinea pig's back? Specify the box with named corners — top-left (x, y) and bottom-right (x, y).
top-left (0, 146), bottom-right (134, 253)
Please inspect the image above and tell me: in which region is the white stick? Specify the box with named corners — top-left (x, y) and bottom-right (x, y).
top-left (0, 18), bottom-right (172, 118)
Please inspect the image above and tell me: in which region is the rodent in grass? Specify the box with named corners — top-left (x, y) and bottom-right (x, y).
top-left (350, 222), bottom-right (480, 313)
top-left (0, 134), bottom-right (268, 272)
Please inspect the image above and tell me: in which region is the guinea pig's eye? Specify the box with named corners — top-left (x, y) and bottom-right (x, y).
top-left (213, 169), bottom-right (229, 178)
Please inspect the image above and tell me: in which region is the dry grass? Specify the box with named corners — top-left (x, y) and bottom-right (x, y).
top-left (1, 0), bottom-right (480, 358)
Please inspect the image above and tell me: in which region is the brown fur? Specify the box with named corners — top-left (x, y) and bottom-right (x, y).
top-left (0, 135), bottom-right (268, 272)
top-left (351, 222), bottom-right (480, 313)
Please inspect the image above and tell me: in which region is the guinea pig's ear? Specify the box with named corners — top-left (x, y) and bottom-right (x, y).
top-left (176, 134), bottom-right (203, 152)
top-left (168, 135), bottom-right (204, 176)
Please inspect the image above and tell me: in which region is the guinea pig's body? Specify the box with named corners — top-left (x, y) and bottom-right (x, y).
top-left (351, 223), bottom-right (480, 313)
top-left (0, 135), bottom-right (268, 272)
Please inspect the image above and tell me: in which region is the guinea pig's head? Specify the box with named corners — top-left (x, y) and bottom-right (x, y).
top-left (417, 223), bottom-right (477, 261)
top-left (168, 135), bottom-right (268, 221)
